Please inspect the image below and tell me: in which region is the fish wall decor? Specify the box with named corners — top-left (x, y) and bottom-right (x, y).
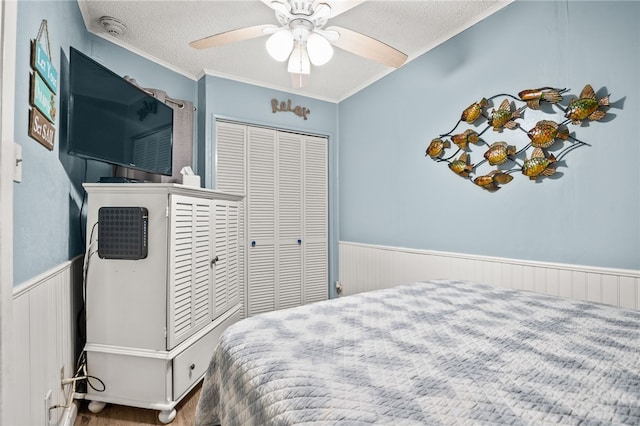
top-left (424, 84), bottom-right (610, 192)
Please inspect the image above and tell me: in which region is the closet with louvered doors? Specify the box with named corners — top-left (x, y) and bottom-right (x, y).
top-left (215, 120), bottom-right (328, 318)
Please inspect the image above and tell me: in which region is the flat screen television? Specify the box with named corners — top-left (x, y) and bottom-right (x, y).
top-left (68, 47), bottom-right (173, 176)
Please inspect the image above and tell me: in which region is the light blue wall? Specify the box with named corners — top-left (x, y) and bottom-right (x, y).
top-left (338, 0), bottom-right (640, 270)
top-left (14, 0), bottom-right (638, 288)
top-left (13, 0), bottom-right (90, 286)
top-left (13, 1), bottom-right (197, 285)
top-left (198, 75), bottom-right (340, 297)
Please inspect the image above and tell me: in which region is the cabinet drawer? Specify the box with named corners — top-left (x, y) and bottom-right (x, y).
top-left (172, 310), bottom-right (239, 399)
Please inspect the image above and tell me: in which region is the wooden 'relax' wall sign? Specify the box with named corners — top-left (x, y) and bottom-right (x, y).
top-left (271, 98), bottom-right (310, 120)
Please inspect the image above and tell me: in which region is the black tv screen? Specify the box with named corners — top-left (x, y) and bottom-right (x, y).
top-left (68, 47), bottom-right (173, 176)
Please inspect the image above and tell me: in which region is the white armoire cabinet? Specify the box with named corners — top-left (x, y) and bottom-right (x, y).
top-left (215, 121), bottom-right (328, 318)
top-left (82, 183), bottom-right (241, 423)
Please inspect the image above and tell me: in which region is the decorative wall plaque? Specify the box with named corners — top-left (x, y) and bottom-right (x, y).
top-left (425, 84), bottom-right (611, 191)
top-left (30, 40), bottom-right (58, 93)
top-left (28, 20), bottom-right (57, 151)
top-left (29, 72), bottom-right (56, 122)
top-left (28, 106), bottom-right (55, 150)
top-left (271, 98), bottom-right (310, 120)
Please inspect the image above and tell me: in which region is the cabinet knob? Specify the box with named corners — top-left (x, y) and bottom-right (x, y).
top-left (189, 364), bottom-right (195, 370)
top-left (211, 256), bottom-right (219, 266)
top-left (251, 240), bottom-right (256, 247)
top-left (297, 239), bottom-right (302, 245)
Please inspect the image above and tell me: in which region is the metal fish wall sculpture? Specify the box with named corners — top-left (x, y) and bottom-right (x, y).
top-left (565, 84), bottom-right (609, 125)
top-left (424, 84), bottom-right (611, 191)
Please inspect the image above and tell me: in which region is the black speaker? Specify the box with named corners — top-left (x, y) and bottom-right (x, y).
top-left (98, 207), bottom-right (149, 259)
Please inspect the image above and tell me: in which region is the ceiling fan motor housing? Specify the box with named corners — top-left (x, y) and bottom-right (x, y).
top-left (289, 0), bottom-right (314, 15)
top-left (289, 18), bottom-right (313, 41)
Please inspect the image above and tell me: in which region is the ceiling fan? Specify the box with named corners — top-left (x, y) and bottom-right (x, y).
top-left (189, 0), bottom-right (407, 88)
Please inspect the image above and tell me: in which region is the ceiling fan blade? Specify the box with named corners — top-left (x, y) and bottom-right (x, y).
top-left (326, 25), bottom-right (407, 68)
top-left (326, 0), bottom-right (367, 18)
top-left (190, 24), bottom-right (277, 50)
top-left (314, 28), bottom-right (339, 42)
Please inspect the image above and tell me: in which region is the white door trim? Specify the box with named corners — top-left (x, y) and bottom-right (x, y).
top-left (0, 1), bottom-right (17, 424)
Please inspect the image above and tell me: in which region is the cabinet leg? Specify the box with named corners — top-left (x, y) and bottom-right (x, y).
top-left (87, 400), bottom-right (107, 413)
top-left (158, 408), bottom-right (177, 424)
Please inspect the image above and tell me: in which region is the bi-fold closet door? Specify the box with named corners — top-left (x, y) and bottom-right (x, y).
top-left (215, 120), bottom-right (328, 318)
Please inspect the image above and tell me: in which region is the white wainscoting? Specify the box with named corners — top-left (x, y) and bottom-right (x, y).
top-left (10, 256), bottom-right (83, 425)
top-left (338, 242), bottom-right (640, 310)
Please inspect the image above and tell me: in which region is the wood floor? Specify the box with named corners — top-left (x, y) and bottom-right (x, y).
top-left (74, 382), bottom-right (201, 426)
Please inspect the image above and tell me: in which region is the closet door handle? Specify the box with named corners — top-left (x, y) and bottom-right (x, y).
top-left (297, 239), bottom-right (302, 245)
top-left (251, 240), bottom-right (256, 247)
top-left (211, 256), bottom-right (219, 266)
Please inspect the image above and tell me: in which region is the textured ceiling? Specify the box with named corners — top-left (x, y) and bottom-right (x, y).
top-left (78, 0), bottom-right (512, 102)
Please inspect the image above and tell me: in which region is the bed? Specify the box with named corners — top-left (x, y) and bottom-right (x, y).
top-left (194, 280), bottom-right (640, 425)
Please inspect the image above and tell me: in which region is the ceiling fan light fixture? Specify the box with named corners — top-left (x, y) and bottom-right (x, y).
top-left (266, 29), bottom-right (294, 62)
top-left (306, 32), bottom-right (333, 66)
top-left (287, 42), bottom-right (311, 74)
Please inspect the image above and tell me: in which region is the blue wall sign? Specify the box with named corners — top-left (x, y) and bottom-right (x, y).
top-left (30, 40), bottom-right (58, 93)
top-left (30, 72), bottom-right (56, 123)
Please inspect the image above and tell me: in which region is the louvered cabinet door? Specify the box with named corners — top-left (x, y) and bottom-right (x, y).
top-left (167, 195), bottom-right (213, 349)
top-left (212, 200), bottom-right (240, 319)
top-left (277, 131), bottom-right (303, 309)
top-left (303, 135), bottom-right (329, 303)
top-left (247, 127), bottom-right (277, 316)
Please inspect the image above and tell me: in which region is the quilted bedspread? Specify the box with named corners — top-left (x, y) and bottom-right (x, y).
top-left (195, 280), bottom-right (640, 425)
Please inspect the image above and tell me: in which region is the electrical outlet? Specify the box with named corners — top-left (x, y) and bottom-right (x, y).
top-left (44, 389), bottom-right (52, 425)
